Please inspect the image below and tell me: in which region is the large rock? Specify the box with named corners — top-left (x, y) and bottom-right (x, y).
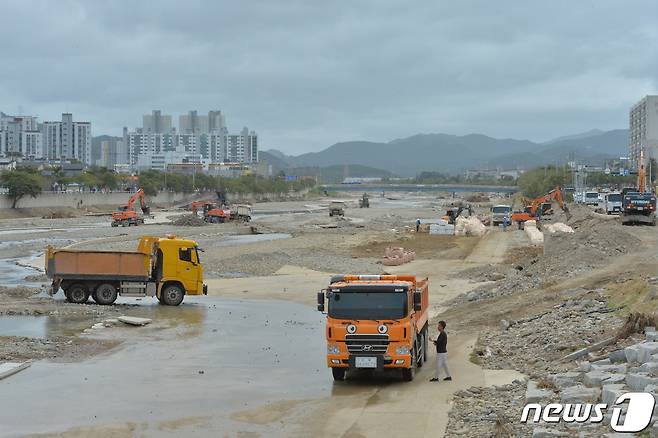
top-left (526, 380), bottom-right (552, 403)
top-left (608, 349), bottom-right (627, 363)
top-left (639, 362), bottom-right (658, 376)
top-left (583, 371), bottom-right (626, 387)
top-left (646, 332), bottom-right (658, 342)
top-left (560, 385), bottom-right (600, 403)
top-left (625, 344), bottom-right (642, 363)
top-left (532, 428), bottom-right (569, 437)
top-left (552, 372), bottom-right (582, 389)
top-left (626, 373), bottom-right (658, 391)
top-left (591, 364), bottom-right (627, 374)
top-left (602, 384), bottom-right (627, 406)
top-left (638, 342), bottom-right (658, 363)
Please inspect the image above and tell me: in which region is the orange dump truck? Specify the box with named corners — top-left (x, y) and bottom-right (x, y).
top-left (317, 274), bottom-right (429, 381)
top-left (45, 235), bottom-right (206, 306)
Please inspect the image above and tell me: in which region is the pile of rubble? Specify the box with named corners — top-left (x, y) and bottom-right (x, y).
top-left (476, 290), bottom-right (619, 374)
top-left (382, 247), bottom-right (416, 266)
top-left (171, 214), bottom-right (207, 226)
top-left (446, 380), bottom-right (531, 437)
top-left (452, 219), bottom-right (640, 304)
top-left (519, 326), bottom-right (658, 436)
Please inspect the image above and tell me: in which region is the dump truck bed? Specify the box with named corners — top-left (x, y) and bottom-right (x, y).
top-left (45, 249), bottom-right (152, 281)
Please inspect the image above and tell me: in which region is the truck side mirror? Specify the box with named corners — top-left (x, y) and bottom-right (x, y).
top-left (317, 291), bottom-right (325, 312)
top-left (413, 291), bottom-right (422, 312)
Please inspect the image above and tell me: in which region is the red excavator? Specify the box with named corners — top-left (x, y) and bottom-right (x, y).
top-left (191, 200), bottom-right (231, 223)
top-left (511, 186), bottom-right (570, 229)
top-left (111, 188), bottom-right (150, 227)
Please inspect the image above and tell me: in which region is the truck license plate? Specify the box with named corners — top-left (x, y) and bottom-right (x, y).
top-left (638, 207), bottom-right (644, 211)
top-left (355, 356), bottom-right (377, 368)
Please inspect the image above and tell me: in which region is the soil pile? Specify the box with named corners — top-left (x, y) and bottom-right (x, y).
top-left (171, 214), bottom-right (207, 226)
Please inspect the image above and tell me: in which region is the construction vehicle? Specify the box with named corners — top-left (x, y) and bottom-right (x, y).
top-left (45, 235), bottom-right (207, 306)
top-left (490, 204), bottom-right (512, 226)
top-left (191, 200), bottom-right (231, 223)
top-left (442, 202), bottom-right (472, 225)
top-left (329, 201), bottom-right (345, 217)
top-left (622, 150), bottom-right (656, 226)
top-left (604, 192), bottom-right (623, 215)
top-left (317, 274), bottom-right (429, 381)
top-left (511, 186), bottom-right (570, 229)
top-left (359, 193), bottom-right (370, 208)
top-left (233, 204), bottom-right (252, 222)
top-left (111, 188), bottom-right (150, 227)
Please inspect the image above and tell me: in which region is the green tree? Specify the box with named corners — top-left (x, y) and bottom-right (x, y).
top-left (0, 170), bottom-right (44, 208)
top-left (517, 166), bottom-right (570, 198)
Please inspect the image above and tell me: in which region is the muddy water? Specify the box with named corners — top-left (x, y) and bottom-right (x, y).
top-left (0, 297), bottom-right (331, 437)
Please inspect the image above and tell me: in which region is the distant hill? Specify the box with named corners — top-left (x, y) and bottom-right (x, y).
top-left (261, 129), bottom-right (629, 177)
top-left (542, 129), bottom-right (605, 144)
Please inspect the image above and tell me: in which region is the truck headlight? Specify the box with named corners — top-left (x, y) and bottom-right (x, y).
top-left (395, 345), bottom-right (410, 355)
top-left (327, 344), bottom-right (340, 355)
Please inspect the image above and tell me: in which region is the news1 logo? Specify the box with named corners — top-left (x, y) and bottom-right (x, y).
top-left (521, 392), bottom-right (655, 432)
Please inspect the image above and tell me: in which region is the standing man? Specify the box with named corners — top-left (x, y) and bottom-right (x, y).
top-left (430, 320), bottom-right (452, 382)
top-left (416, 218), bottom-right (421, 232)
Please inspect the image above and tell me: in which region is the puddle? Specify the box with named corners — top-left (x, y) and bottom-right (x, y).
top-left (0, 297), bottom-right (330, 436)
top-left (0, 257), bottom-right (46, 287)
top-left (0, 314), bottom-right (92, 338)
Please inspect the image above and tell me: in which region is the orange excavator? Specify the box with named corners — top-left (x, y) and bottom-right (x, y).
top-left (191, 200), bottom-right (231, 223)
top-left (511, 186), bottom-right (570, 229)
top-left (111, 188), bottom-right (151, 227)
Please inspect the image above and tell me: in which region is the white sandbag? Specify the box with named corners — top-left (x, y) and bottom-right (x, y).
top-left (429, 224), bottom-right (455, 235)
top-left (455, 216), bottom-right (487, 236)
top-left (525, 224), bottom-right (544, 245)
top-left (553, 222), bottom-right (574, 233)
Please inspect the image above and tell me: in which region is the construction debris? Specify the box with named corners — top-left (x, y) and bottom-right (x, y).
top-left (543, 222), bottom-right (575, 233)
top-left (171, 214), bottom-right (208, 226)
top-left (118, 316), bottom-right (152, 326)
top-left (454, 216), bottom-right (487, 236)
top-left (524, 220), bottom-right (544, 245)
top-left (382, 247), bottom-right (416, 266)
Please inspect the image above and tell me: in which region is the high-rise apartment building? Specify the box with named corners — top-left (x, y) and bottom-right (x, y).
top-left (629, 95), bottom-right (658, 164)
top-left (40, 113), bottom-right (92, 164)
top-left (142, 110), bottom-right (173, 134)
top-left (0, 113), bottom-right (43, 159)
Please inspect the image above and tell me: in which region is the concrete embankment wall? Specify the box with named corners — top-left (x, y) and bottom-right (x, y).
top-left (0, 191), bottom-right (192, 210)
top-left (0, 188), bottom-right (313, 210)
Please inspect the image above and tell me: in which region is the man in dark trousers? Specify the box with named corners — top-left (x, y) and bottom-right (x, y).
top-left (430, 320), bottom-right (452, 382)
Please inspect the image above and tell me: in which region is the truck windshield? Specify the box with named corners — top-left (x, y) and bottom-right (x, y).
top-left (586, 192), bottom-right (598, 199)
top-left (328, 288), bottom-right (407, 320)
top-left (492, 206), bottom-right (510, 213)
top-left (607, 194), bottom-right (622, 202)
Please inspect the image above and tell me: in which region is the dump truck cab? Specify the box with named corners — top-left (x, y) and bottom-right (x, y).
top-left (153, 236), bottom-right (205, 297)
top-left (317, 275), bottom-right (429, 381)
top-left (329, 201), bottom-right (345, 217)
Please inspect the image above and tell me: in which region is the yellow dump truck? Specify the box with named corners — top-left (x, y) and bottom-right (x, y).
top-left (45, 235), bottom-right (207, 306)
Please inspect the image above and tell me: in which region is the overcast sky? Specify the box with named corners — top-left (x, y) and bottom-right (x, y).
top-left (1, 1), bottom-right (657, 154)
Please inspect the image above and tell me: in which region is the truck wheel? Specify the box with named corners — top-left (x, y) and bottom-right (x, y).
top-left (332, 368), bottom-right (346, 381)
top-left (402, 345), bottom-right (416, 381)
top-left (94, 283), bottom-right (118, 305)
top-left (67, 284), bottom-right (89, 304)
top-left (422, 329), bottom-right (429, 363)
top-left (161, 284), bottom-right (184, 306)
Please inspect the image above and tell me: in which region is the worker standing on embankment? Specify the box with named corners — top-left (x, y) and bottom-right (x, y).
top-left (430, 320), bottom-right (452, 382)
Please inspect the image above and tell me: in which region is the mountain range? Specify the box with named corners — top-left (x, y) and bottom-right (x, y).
top-left (260, 129), bottom-right (629, 178)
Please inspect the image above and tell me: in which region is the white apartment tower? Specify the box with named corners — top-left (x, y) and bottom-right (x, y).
top-left (40, 113), bottom-right (92, 164)
top-left (0, 113), bottom-right (43, 159)
top-left (629, 95), bottom-right (658, 164)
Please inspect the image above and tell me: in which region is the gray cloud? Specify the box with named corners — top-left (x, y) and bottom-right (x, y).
top-left (1, 0), bottom-right (656, 153)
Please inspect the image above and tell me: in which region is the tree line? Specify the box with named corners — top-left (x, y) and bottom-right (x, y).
top-left (0, 167), bottom-right (316, 208)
